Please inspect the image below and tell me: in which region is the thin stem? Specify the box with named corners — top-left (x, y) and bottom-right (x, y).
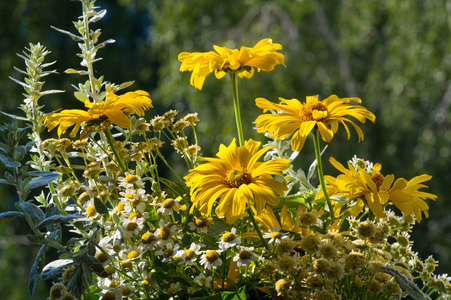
top-left (312, 129), bottom-right (335, 225)
top-left (104, 128), bottom-right (127, 172)
top-left (246, 207), bottom-right (269, 251)
top-left (229, 72), bottom-right (244, 146)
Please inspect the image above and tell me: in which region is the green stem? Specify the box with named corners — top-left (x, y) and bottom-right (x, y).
top-left (246, 207), bottom-right (269, 251)
top-left (312, 129), bottom-right (335, 225)
top-left (229, 72), bottom-right (244, 146)
top-left (104, 129), bottom-right (127, 172)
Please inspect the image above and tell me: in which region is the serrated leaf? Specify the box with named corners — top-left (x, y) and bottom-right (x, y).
top-left (29, 244), bottom-right (46, 296)
top-left (40, 259), bottom-right (73, 280)
top-left (37, 214), bottom-right (85, 228)
top-left (19, 202), bottom-right (45, 221)
top-left (93, 197), bottom-right (109, 216)
top-left (0, 211), bottom-right (25, 219)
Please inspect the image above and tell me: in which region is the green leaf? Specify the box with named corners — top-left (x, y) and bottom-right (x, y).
top-left (19, 202), bottom-right (45, 221)
top-left (377, 266), bottom-right (431, 300)
top-left (191, 287), bottom-right (247, 300)
top-left (0, 211), bottom-right (24, 219)
top-left (26, 172), bottom-right (60, 191)
top-left (159, 177), bottom-right (187, 197)
top-left (51, 26), bottom-right (83, 41)
top-left (93, 197), bottom-right (109, 216)
top-left (29, 244), bottom-right (46, 296)
top-left (74, 91), bottom-right (89, 102)
top-left (40, 259), bottom-right (73, 280)
top-left (37, 214), bottom-right (85, 228)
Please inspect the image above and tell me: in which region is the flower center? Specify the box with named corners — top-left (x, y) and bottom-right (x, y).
top-left (301, 101), bottom-right (328, 121)
top-left (113, 245), bottom-right (122, 251)
top-left (239, 250), bottom-right (253, 260)
top-left (126, 222), bottom-right (138, 231)
top-left (225, 168), bottom-right (251, 188)
top-left (185, 249), bottom-right (196, 260)
top-left (222, 232), bottom-right (236, 243)
top-left (128, 250), bottom-right (140, 259)
top-left (102, 291), bottom-right (117, 300)
top-left (121, 287), bottom-right (131, 296)
top-left (162, 198), bottom-right (176, 209)
top-left (87, 205), bottom-right (96, 217)
top-left (109, 281), bottom-right (119, 288)
top-left (141, 232), bottom-right (156, 244)
top-left (371, 173), bottom-right (385, 191)
top-left (124, 174), bottom-right (138, 184)
top-left (159, 226), bottom-right (171, 240)
top-left (205, 250), bottom-right (220, 263)
top-left (163, 248), bottom-right (174, 258)
top-left (125, 194), bottom-right (134, 199)
top-left (195, 217), bottom-right (208, 227)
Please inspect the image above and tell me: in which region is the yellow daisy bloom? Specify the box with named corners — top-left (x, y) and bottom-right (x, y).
top-left (178, 38), bottom-right (285, 90)
top-left (319, 157), bottom-right (437, 222)
top-left (45, 90), bottom-right (153, 137)
top-left (255, 95), bottom-right (376, 151)
top-left (184, 138), bottom-right (290, 224)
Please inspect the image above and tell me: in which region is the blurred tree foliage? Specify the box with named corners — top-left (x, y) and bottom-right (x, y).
top-left (0, 0), bottom-right (450, 298)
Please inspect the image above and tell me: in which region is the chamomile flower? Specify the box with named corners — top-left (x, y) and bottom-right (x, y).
top-left (193, 273), bottom-right (213, 288)
top-left (263, 228), bottom-right (288, 244)
top-left (120, 188), bottom-right (147, 212)
top-left (188, 217), bottom-right (211, 233)
top-left (156, 243), bottom-right (180, 263)
top-left (200, 249), bottom-right (223, 269)
top-left (122, 216), bottom-right (144, 236)
top-left (233, 246), bottom-right (258, 267)
top-left (166, 282), bottom-right (182, 295)
top-left (157, 197), bottom-right (181, 216)
top-left (118, 172), bottom-right (144, 189)
top-left (154, 221), bottom-right (178, 246)
top-left (177, 242), bottom-right (203, 265)
top-left (219, 228), bottom-right (241, 250)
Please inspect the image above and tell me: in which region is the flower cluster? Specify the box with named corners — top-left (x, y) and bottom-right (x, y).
top-left (1, 1), bottom-right (450, 300)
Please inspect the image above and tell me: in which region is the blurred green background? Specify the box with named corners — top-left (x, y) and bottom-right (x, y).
top-left (1, 0), bottom-right (450, 298)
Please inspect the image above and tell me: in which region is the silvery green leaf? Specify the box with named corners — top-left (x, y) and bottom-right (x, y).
top-left (117, 80), bottom-right (135, 91)
top-left (88, 9), bottom-right (107, 23)
top-left (94, 197), bottom-right (108, 216)
top-left (51, 26), bottom-right (83, 41)
top-left (9, 76), bottom-right (31, 88)
top-left (26, 172), bottom-right (60, 190)
top-left (0, 178), bottom-right (13, 185)
top-left (37, 214), bottom-right (85, 229)
top-left (0, 111), bottom-right (28, 121)
top-left (29, 244), bottom-right (46, 296)
top-left (65, 68), bottom-right (89, 75)
top-left (39, 89), bottom-right (65, 95)
top-left (0, 211), bottom-right (25, 219)
top-left (40, 259), bottom-right (73, 280)
top-left (377, 266), bottom-right (431, 300)
top-left (19, 202), bottom-right (45, 221)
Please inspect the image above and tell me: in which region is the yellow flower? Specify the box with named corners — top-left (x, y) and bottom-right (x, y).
top-left (319, 157), bottom-right (437, 222)
top-left (255, 95), bottom-right (376, 151)
top-left (178, 38), bottom-right (285, 90)
top-left (45, 90), bottom-right (153, 137)
top-left (184, 139), bottom-right (289, 224)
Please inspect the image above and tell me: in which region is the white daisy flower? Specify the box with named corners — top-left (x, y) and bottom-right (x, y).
top-left (166, 282), bottom-right (182, 295)
top-left (156, 197), bottom-right (181, 216)
top-left (188, 217), bottom-right (210, 233)
top-left (263, 228), bottom-right (288, 244)
top-left (177, 242), bottom-right (203, 265)
top-left (122, 216), bottom-right (144, 236)
top-left (156, 243), bottom-right (180, 263)
top-left (233, 246), bottom-right (258, 267)
top-left (193, 273), bottom-right (212, 288)
top-left (200, 249), bottom-right (222, 270)
top-left (120, 188), bottom-right (147, 212)
top-left (219, 228), bottom-right (241, 250)
top-left (118, 172), bottom-right (144, 189)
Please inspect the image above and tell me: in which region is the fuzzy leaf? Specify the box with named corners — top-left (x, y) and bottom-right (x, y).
top-left (40, 259), bottom-right (73, 280)
top-left (37, 214), bottom-right (85, 229)
top-left (29, 244), bottom-right (46, 296)
top-left (93, 197), bottom-right (109, 216)
top-left (26, 172), bottom-right (60, 191)
top-left (51, 26), bottom-right (83, 41)
top-left (0, 211), bottom-right (25, 219)
top-left (19, 202), bottom-right (45, 221)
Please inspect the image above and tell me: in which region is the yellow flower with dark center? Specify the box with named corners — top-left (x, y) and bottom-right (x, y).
top-left (319, 157), bottom-right (437, 222)
top-left (178, 38), bottom-right (285, 90)
top-left (255, 95), bottom-right (376, 151)
top-left (45, 90), bottom-right (153, 137)
top-left (184, 138), bottom-right (289, 224)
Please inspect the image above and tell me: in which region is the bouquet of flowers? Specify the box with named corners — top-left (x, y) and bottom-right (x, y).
top-left (1, 0), bottom-right (450, 299)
